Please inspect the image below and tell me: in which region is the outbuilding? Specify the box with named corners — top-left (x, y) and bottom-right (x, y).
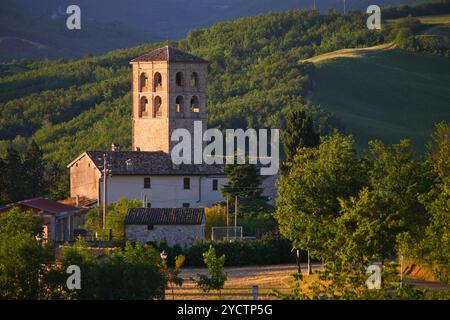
top-left (125, 207), bottom-right (205, 247)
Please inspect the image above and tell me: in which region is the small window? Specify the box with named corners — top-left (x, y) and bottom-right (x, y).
top-left (144, 177), bottom-right (151, 189)
top-left (140, 73), bottom-right (148, 91)
top-left (154, 96), bottom-right (162, 117)
top-left (136, 147), bottom-right (141, 151)
top-left (190, 72), bottom-right (198, 88)
top-left (153, 72), bottom-right (162, 91)
top-left (182, 203), bottom-right (190, 208)
top-left (176, 72), bottom-right (184, 87)
top-left (212, 179), bottom-right (218, 191)
top-left (140, 96), bottom-right (148, 116)
top-left (146, 202), bottom-right (151, 208)
top-left (147, 225), bottom-right (154, 230)
top-left (176, 96), bottom-right (183, 114)
top-left (183, 177), bottom-right (190, 190)
top-left (190, 96), bottom-right (200, 113)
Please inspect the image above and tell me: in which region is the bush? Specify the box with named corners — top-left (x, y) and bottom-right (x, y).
top-left (205, 205), bottom-right (227, 240)
top-left (395, 28), bottom-right (416, 51)
top-left (155, 235), bottom-right (299, 267)
top-left (42, 241), bottom-right (166, 299)
top-left (0, 208), bottom-right (54, 299)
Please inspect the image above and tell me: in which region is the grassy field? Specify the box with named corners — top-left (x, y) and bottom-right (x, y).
top-left (309, 48), bottom-right (450, 151)
top-left (171, 264), bottom-right (449, 300)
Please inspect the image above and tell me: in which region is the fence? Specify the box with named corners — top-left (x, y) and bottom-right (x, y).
top-left (211, 226), bottom-right (243, 242)
top-left (168, 285), bottom-right (289, 300)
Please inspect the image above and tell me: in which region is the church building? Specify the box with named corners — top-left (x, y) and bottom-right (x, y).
top-left (67, 46), bottom-right (227, 209)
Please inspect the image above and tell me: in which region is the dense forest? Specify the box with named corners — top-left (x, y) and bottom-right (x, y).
top-left (0, 1), bottom-right (449, 201)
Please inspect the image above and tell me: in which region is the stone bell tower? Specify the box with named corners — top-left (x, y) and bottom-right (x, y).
top-left (130, 46), bottom-right (208, 153)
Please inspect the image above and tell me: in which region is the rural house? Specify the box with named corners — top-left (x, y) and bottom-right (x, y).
top-left (0, 198), bottom-right (84, 242)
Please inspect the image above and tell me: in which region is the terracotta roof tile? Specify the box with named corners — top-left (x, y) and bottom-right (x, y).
top-left (125, 208), bottom-right (204, 225)
top-left (130, 46), bottom-right (207, 63)
top-left (84, 151), bottom-right (224, 176)
top-left (0, 198), bottom-right (79, 215)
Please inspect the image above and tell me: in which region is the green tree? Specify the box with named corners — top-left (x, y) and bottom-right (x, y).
top-left (395, 28), bottom-right (416, 51)
top-left (23, 140), bottom-right (46, 198)
top-left (43, 241), bottom-right (165, 299)
top-left (167, 254), bottom-right (186, 300)
top-left (0, 208), bottom-right (53, 299)
top-left (275, 133), bottom-right (365, 274)
top-left (0, 147), bottom-right (24, 204)
top-left (192, 245), bottom-right (227, 298)
top-left (84, 198), bottom-right (141, 240)
top-left (221, 158), bottom-right (267, 214)
top-left (282, 104), bottom-right (320, 167)
top-left (412, 122), bottom-right (450, 282)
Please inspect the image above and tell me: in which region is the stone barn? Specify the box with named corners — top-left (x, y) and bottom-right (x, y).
top-left (125, 207), bottom-right (205, 247)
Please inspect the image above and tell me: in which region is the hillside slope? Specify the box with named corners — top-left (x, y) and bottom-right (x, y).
top-left (309, 47), bottom-right (450, 150)
top-left (0, 0), bottom-right (160, 62)
top-left (16, 0), bottom-right (418, 40)
top-left (0, 9), bottom-right (380, 167)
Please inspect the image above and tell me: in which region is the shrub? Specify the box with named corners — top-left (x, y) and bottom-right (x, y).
top-left (153, 235), bottom-right (298, 267)
top-left (42, 241), bottom-right (166, 299)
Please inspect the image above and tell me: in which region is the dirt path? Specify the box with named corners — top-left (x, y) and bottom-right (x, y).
top-left (303, 42), bottom-right (396, 64)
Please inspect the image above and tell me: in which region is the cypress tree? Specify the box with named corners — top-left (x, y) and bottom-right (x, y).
top-left (2, 147), bottom-right (24, 203)
top-left (23, 140), bottom-right (46, 198)
top-left (282, 105), bottom-right (320, 169)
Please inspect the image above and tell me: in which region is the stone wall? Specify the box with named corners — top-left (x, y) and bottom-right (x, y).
top-left (125, 223), bottom-right (205, 247)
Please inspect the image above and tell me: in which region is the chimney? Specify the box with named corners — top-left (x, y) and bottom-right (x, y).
top-left (111, 143), bottom-right (120, 152)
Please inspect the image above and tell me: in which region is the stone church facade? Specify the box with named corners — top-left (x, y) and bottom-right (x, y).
top-left (67, 46), bottom-right (227, 209)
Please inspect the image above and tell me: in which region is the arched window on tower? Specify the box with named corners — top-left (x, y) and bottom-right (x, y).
top-left (153, 72), bottom-right (162, 91)
top-left (176, 96), bottom-right (184, 115)
top-left (140, 73), bottom-right (148, 92)
top-left (176, 72), bottom-right (184, 87)
top-left (190, 72), bottom-right (198, 88)
top-left (140, 96), bottom-right (148, 117)
top-left (154, 96), bottom-right (162, 117)
top-left (190, 96), bottom-right (200, 113)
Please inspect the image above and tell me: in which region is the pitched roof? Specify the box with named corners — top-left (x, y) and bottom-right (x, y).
top-left (125, 208), bottom-right (205, 225)
top-left (130, 45), bottom-right (207, 63)
top-left (58, 196), bottom-right (98, 209)
top-left (74, 151), bottom-right (224, 176)
top-left (0, 198), bottom-right (79, 215)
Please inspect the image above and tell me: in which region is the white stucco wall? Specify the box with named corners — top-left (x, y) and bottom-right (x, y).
top-left (101, 175), bottom-right (227, 208)
top-left (125, 223), bottom-right (205, 247)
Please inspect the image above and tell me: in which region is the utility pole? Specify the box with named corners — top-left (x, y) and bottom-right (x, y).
top-left (226, 195), bottom-right (229, 241)
top-left (400, 255), bottom-right (404, 288)
top-left (343, 0), bottom-right (346, 14)
top-left (102, 153), bottom-right (110, 230)
top-left (313, 0), bottom-right (316, 10)
top-left (234, 196), bottom-right (238, 241)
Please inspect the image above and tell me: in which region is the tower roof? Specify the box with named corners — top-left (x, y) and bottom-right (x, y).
top-left (130, 45), bottom-right (208, 63)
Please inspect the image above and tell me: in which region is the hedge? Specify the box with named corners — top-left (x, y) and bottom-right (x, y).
top-left (154, 235), bottom-right (306, 267)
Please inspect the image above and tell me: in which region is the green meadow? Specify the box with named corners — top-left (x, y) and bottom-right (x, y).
top-left (310, 48), bottom-right (450, 151)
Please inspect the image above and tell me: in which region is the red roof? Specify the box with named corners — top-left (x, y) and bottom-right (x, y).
top-left (0, 198), bottom-right (79, 215)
